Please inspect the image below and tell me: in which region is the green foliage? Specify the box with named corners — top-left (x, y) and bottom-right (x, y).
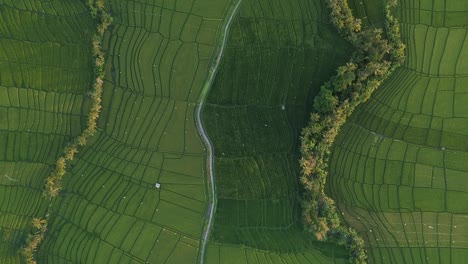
top-left (22, 1), bottom-right (112, 262)
top-left (44, 0), bottom-right (110, 199)
top-left (204, 0), bottom-right (352, 262)
top-left (299, 1), bottom-right (405, 263)
top-left (313, 86), bottom-right (338, 114)
top-left (332, 63), bottom-right (358, 92)
top-left (327, 226), bottom-right (366, 264)
top-left (21, 219), bottom-right (47, 264)
top-left (384, 4), bottom-right (406, 67)
top-left (327, 0), bottom-right (468, 262)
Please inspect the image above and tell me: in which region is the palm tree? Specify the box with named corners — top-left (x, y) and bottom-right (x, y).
top-left (65, 146), bottom-right (78, 161)
top-left (48, 185), bottom-right (60, 198)
top-left (95, 56), bottom-right (104, 67)
top-left (300, 157), bottom-right (316, 176)
top-left (92, 35), bottom-right (101, 55)
top-left (76, 135), bottom-right (87, 146)
top-left (32, 218), bottom-right (46, 230)
top-left (95, 77), bottom-right (103, 89)
top-left (56, 157), bottom-right (66, 172)
top-left (388, 0), bottom-right (398, 7)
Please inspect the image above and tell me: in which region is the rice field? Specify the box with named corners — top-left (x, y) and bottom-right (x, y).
top-left (2, 0), bottom-right (466, 263)
top-left (0, 1), bottom-right (94, 262)
top-left (0, 0), bottom-right (234, 262)
top-left (35, 0), bottom-right (235, 262)
top-left (0, 0), bottom-right (350, 262)
top-left (327, 0), bottom-right (468, 263)
top-left (202, 0), bottom-right (351, 263)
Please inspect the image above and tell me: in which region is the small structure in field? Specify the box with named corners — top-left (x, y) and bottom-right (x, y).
top-left (155, 182), bottom-right (161, 189)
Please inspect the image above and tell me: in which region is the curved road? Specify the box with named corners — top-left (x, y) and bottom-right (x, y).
top-left (195, 0), bottom-right (243, 263)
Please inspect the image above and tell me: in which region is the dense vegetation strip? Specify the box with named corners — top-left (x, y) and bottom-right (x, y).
top-left (44, 0), bottom-right (111, 198)
top-left (299, 0), bottom-right (405, 263)
top-left (21, 1), bottom-right (111, 263)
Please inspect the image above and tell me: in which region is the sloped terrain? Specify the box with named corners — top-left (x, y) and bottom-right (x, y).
top-left (4, 0), bottom-right (466, 263)
top-left (327, 0), bottom-right (468, 262)
top-left (0, 0), bottom-right (352, 263)
top-left (203, 0), bottom-right (351, 263)
top-left (0, 1), bottom-right (94, 262)
top-left (34, 0), bottom-right (237, 263)
top-left (1, 0), bottom-right (238, 263)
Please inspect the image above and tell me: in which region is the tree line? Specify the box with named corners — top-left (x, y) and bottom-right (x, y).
top-left (22, 1), bottom-right (112, 263)
top-left (299, 1), bottom-right (405, 263)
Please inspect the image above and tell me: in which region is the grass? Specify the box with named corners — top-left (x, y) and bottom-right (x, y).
top-left (202, 0), bottom-right (352, 262)
top-left (327, 0), bottom-right (468, 262)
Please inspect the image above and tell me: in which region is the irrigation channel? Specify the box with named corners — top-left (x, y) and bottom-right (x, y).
top-left (195, 0), bottom-right (243, 263)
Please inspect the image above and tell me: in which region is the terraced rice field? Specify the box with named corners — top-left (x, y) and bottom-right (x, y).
top-left (37, 0), bottom-right (237, 262)
top-left (3, 0), bottom-right (467, 263)
top-left (0, 1), bottom-right (95, 262)
top-left (327, 0), bottom-right (468, 263)
top-left (202, 0), bottom-right (351, 263)
top-left (0, 0), bottom-right (235, 262)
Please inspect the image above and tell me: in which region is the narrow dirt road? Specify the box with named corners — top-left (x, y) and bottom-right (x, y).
top-left (195, 0), bottom-right (243, 263)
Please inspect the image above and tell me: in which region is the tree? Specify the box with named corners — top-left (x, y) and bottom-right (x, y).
top-left (300, 157), bottom-right (316, 176)
top-left (65, 145), bottom-right (78, 160)
top-left (96, 0), bottom-right (105, 10)
top-left (351, 18), bottom-right (362, 32)
top-left (34, 2), bottom-right (113, 263)
top-left (95, 55), bottom-right (105, 67)
top-left (76, 135), bottom-right (87, 146)
top-left (92, 35), bottom-right (100, 56)
top-left (332, 64), bottom-right (357, 92)
top-left (95, 77), bottom-right (103, 90)
top-left (388, 0), bottom-right (398, 8)
top-left (32, 218), bottom-right (46, 230)
top-left (313, 86), bottom-right (338, 114)
top-left (56, 157), bottom-right (66, 173)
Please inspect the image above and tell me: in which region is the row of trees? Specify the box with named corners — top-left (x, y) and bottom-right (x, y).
top-left (45, 0), bottom-right (111, 198)
top-left (22, 218), bottom-right (47, 264)
top-left (22, 1), bottom-right (112, 263)
top-left (300, 1), bottom-right (405, 263)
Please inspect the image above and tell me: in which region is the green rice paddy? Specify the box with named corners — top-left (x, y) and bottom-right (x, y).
top-left (203, 0), bottom-right (351, 262)
top-left (327, 0), bottom-right (468, 263)
top-left (36, 0), bottom-right (233, 262)
top-left (0, 0), bottom-right (467, 263)
top-left (1, 0), bottom-right (231, 262)
top-left (0, 1), bottom-right (94, 262)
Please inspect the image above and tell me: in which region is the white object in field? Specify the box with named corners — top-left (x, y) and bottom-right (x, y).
top-left (155, 182), bottom-right (161, 189)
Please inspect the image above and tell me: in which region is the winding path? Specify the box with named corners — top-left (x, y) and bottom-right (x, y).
top-left (195, 0), bottom-right (243, 263)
